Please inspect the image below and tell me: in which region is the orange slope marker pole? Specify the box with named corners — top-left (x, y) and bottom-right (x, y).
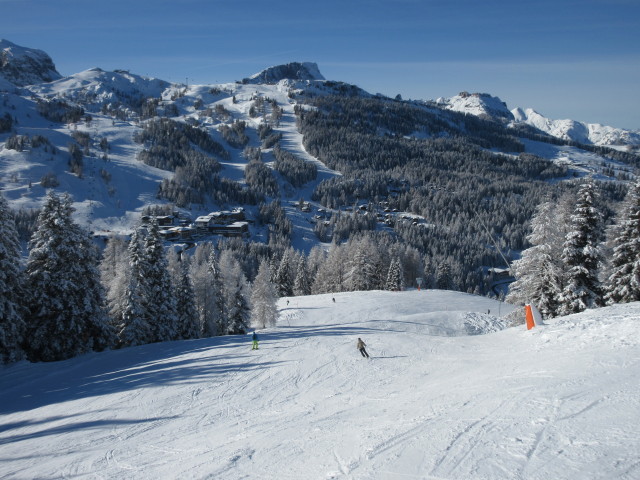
top-left (525, 304), bottom-right (535, 330)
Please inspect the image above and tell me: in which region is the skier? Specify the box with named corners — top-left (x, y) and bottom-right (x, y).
top-left (252, 331), bottom-right (259, 350)
top-left (357, 337), bottom-right (369, 358)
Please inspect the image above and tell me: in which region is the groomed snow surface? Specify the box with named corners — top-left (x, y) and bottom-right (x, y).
top-left (1, 290), bottom-right (639, 480)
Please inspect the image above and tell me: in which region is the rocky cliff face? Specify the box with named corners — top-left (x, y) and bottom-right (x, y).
top-left (244, 62), bottom-right (325, 84)
top-left (0, 39), bottom-right (62, 86)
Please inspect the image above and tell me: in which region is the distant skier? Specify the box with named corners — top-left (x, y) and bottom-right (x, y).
top-left (252, 331), bottom-right (259, 350)
top-left (357, 338), bottom-right (369, 358)
top-left (332, 297), bottom-right (335, 303)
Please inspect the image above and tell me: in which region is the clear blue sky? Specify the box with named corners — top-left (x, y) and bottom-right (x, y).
top-left (2, 0), bottom-right (639, 129)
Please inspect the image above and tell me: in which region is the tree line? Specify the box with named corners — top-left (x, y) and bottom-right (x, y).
top-left (295, 95), bottom-right (579, 292)
top-left (507, 178), bottom-right (640, 317)
top-left (2, 192), bottom-right (467, 364)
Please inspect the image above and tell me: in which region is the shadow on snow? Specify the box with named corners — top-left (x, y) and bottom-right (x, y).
top-left (0, 335), bottom-right (287, 415)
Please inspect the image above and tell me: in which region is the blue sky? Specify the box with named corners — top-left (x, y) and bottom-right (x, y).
top-left (2, 0), bottom-right (639, 129)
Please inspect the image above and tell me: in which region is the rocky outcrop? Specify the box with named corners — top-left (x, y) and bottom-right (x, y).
top-left (243, 62), bottom-right (325, 84)
top-left (0, 39), bottom-right (62, 86)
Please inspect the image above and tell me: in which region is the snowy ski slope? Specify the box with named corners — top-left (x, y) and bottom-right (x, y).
top-left (1, 290), bottom-right (639, 479)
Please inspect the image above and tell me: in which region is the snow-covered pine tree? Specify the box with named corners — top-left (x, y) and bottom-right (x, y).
top-left (100, 234), bottom-right (129, 324)
top-left (559, 180), bottom-right (604, 314)
top-left (312, 242), bottom-right (347, 294)
top-left (385, 258), bottom-right (404, 291)
top-left (293, 255), bottom-right (311, 296)
top-left (306, 245), bottom-right (326, 281)
top-left (506, 200), bottom-right (567, 318)
top-left (189, 243), bottom-right (221, 336)
top-left (539, 259), bottom-right (564, 316)
top-left (250, 259), bottom-right (278, 329)
top-left (219, 250), bottom-right (251, 334)
top-left (141, 221), bottom-right (179, 342)
top-left (0, 192), bottom-right (26, 363)
top-left (114, 228), bottom-right (152, 347)
top-left (347, 237), bottom-right (376, 291)
top-left (435, 261), bottom-right (452, 290)
top-left (274, 248), bottom-right (294, 297)
top-left (604, 180), bottom-right (640, 304)
top-left (175, 256), bottom-right (200, 339)
top-left (117, 273), bottom-right (152, 347)
top-left (24, 192), bottom-right (115, 361)
top-left (206, 248), bottom-right (225, 336)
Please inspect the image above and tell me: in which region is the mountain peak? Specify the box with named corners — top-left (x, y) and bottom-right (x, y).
top-left (0, 39), bottom-right (62, 86)
top-left (243, 62), bottom-right (325, 84)
top-left (436, 92), bottom-right (513, 122)
top-left (510, 107), bottom-right (640, 146)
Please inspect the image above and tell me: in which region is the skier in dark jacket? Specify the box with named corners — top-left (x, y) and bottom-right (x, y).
top-left (357, 338), bottom-right (369, 358)
top-left (252, 331), bottom-right (259, 350)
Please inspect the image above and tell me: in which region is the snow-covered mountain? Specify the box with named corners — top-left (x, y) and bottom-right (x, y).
top-left (0, 39), bottom-right (61, 87)
top-left (0, 39), bottom-right (637, 259)
top-left (436, 91), bottom-right (514, 123)
top-left (29, 67), bottom-right (170, 112)
top-left (243, 61), bottom-right (325, 84)
top-left (1, 289), bottom-right (638, 479)
top-left (512, 106), bottom-right (640, 146)
top-left (434, 90), bottom-right (640, 146)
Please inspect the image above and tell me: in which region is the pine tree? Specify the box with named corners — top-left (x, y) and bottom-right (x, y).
top-left (115, 228), bottom-right (152, 346)
top-left (274, 248), bottom-right (294, 297)
top-left (312, 242), bottom-right (347, 294)
top-left (435, 261), bottom-right (452, 290)
top-left (307, 246), bottom-right (326, 280)
top-left (24, 192), bottom-right (115, 361)
top-left (385, 258), bottom-right (404, 291)
top-left (559, 180), bottom-right (604, 314)
top-left (219, 250), bottom-right (251, 334)
top-left (0, 192), bottom-right (26, 363)
top-left (175, 256), bottom-right (200, 339)
top-left (604, 180), bottom-right (640, 304)
top-left (117, 274), bottom-right (152, 347)
top-left (189, 243), bottom-right (222, 337)
top-left (293, 256), bottom-right (311, 296)
top-left (141, 221), bottom-right (179, 342)
top-left (206, 248), bottom-right (225, 336)
top-left (506, 200), bottom-right (567, 318)
top-left (100, 234), bottom-right (129, 325)
top-left (347, 237), bottom-right (376, 291)
top-left (250, 260), bottom-right (278, 329)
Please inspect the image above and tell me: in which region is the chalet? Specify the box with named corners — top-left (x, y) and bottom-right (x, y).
top-left (141, 215), bottom-right (174, 226)
top-left (195, 209), bottom-right (245, 229)
top-left (159, 226), bottom-right (196, 241)
top-left (488, 267), bottom-right (511, 279)
top-left (208, 221), bottom-right (249, 237)
top-left (195, 215), bottom-right (216, 229)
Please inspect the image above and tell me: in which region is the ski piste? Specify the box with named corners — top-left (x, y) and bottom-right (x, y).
top-left (2, 290), bottom-right (639, 479)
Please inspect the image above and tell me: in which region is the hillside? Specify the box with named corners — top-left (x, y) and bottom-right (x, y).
top-left (1, 290), bottom-right (638, 479)
top-left (2, 40), bottom-right (640, 293)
